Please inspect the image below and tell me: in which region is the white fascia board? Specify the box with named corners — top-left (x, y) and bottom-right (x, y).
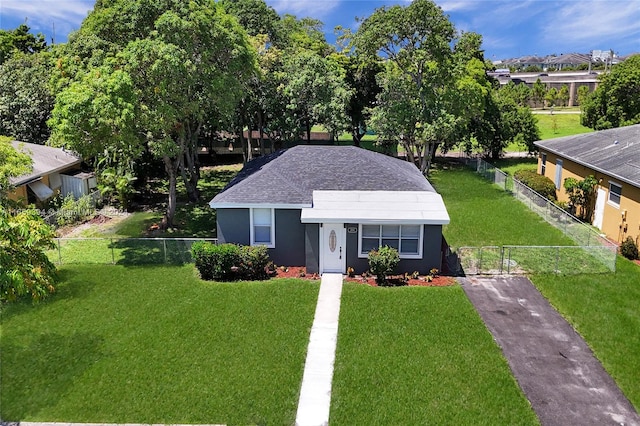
top-left (209, 201), bottom-right (311, 209)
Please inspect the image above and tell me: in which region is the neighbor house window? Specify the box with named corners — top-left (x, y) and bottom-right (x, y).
top-left (540, 153), bottom-right (547, 176)
top-left (359, 224), bottom-right (422, 259)
top-left (251, 208), bottom-right (275, 247)
top-left (554, 159), bottom-right (563, 189)
top-left (608, 182), bottom-right (622, 207)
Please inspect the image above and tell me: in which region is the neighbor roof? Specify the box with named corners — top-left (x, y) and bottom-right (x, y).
top-left (9, 141), bottom-right (81, 186)
top-left (534, 124), bottom-right (640, 188)
top-left (210, 145), bottom-right (436, 207)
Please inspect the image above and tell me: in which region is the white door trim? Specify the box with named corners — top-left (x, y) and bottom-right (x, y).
top-left (319, 223), bottom-right (346, 274)
top-left (593, 186), bottom-right (607, 230)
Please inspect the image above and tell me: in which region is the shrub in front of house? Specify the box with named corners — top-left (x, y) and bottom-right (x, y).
top-left (620, 237), bottom-right (639, 260)
top-left (514, 170), bottom-right (557, 201)
top-left (237, 245), bottom-right (271, 280)
top-left (368, 246), bottom-right (400, 286)
top-left (191, 242), bottom-right (272, 281)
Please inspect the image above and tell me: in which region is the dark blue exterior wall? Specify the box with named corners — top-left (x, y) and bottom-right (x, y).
top-left (305, 224), bottom-right (320, 273)
top-left (217, 209), bottom-right (443, 274)
top-left (216, 209), bottom-right (250, 245)
top-left (345, 224), bottom-right (443, 275)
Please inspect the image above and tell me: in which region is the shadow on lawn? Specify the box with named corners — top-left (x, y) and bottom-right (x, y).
top-left (110, 239), bottom-right (195, 266)
top-left (0, 332), bottom-right (105, 420)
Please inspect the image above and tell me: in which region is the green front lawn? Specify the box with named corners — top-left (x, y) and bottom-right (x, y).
top-left (532, 257), bottom-right (640, 410)
top-left (330, 284), bottom-right (538, 425)
top-left (1, 265), bottom-right (318, 424)
top-left (430, 161), bottom-right (574, 248)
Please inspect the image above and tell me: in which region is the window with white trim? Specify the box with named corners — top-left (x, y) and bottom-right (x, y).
top-left (251, 208), bottom-right (275, 247)
top-left (554, 159), bottom-right (563, 189)
top-left (359, 224), bottom-right (422, 258)
top-left (540, 153), bottom-right (547, 176)
top-left (608, 182), bottom-right (622, 207)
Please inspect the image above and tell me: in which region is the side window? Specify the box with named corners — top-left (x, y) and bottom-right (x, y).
top-left (251, 208), bottom-right (275, 247)
top-left (540, 153), bottom-right (547, 176)
top-left (608, 182), bottom-right (622, 207)
top-left (554, 159), bottom-right (563, 189)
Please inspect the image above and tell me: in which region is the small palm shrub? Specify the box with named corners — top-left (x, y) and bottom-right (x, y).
top-left (620, 237), bottom-right (639, 260)
top-left (368, 246), bottom-right (400, 286)
top-left (514, 170), bottom-right (557, 200)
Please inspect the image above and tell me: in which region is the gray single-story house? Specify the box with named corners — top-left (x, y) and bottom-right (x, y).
top-left (209, 145), bottom-right (450, 274)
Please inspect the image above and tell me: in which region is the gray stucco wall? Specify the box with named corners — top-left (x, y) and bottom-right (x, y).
top-left (305, 224), bottom-right (320, 274)
top-left (345, 224), bottom-right (443, 275)
top-left (216, 208), bottom-right (306, 267)
top-left (216, 209), bottom-right (250, 245)
top-left (272, 209), bottom-right (306, 266)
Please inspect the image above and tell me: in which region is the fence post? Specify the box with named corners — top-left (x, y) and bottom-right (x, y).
top-left (555, 246), bottom-right (560, 273)
top-left (478, 247), bottom-right (483, 274)
top-left (508, 247), bottom-right (512, 274)
top-left (111, 238), bottom-right (115, 265)
top-left (163, 239), bottom-right (167, 264)
top-left (500, 246), bottom-right (504, 275)
top-left (57, 238), bottom-right (62, 265)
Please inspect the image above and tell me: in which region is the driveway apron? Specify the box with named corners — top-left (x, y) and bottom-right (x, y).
top-left (460, 276), bottom-right (639, 426)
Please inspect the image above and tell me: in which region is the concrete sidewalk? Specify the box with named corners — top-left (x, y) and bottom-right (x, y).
top-left (461, 276), bottom-right (640, 426)
top-left (295, 273), bottom-right (344, 426)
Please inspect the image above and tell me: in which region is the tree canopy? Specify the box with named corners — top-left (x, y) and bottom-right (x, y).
top-left (581, 54), bottom-right (640, 130)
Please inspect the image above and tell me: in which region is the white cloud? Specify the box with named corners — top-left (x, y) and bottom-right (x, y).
top-left (0, 0), bottom-right (93, 39)
top-left (267, 0), bottom-right (342, 19)
top-left (542, 1), bottom-right (640, 48)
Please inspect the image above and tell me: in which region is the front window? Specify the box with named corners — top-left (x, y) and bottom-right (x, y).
top-left (608, 182), bottom-right (622, 207)
top-left (359, 224), bottom-right (422, 258)
top-left (251, 208), bottom-right (275, 247)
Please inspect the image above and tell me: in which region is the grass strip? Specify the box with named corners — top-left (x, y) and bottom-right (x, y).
top-left (330, 284), bottom-right (538, 425)
top-left (531, 257), bottom-right (640, 411)
top-left (1, 265), bottom-right (318, 424)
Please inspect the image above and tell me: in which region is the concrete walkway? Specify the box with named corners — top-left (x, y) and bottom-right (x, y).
top-left (460, 276), bottom-right (640, 426)
top-left (295, 273), bottom-right (344, 426)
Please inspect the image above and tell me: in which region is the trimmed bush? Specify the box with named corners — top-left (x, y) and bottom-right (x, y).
top-left (620, 237), bottom-right (639, 260)
top-left (191, 242), bottom-right (272, 281)
top-left (191, 242), bottom-right (239, 281)
top-left (514, 169), bottom-right (557, 200)
top-left (237, 245), bottom-right (271, 280)
top-left (368, 246), bottom-right (400, 286)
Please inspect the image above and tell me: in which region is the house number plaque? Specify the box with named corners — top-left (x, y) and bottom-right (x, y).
top-left (329, 230), bottom-right (337, 252)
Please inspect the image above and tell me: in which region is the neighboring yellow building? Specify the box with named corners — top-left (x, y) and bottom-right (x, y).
top-left (535, 124), bottom-right (640, 245)
top-left (8, 141), bottom-right (82, 206)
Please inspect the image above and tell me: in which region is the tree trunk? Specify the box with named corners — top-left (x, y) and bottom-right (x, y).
top-left (239, 125), bottom-right (248, 165)
top-left (305, 117), bottom-right (311, 144)
top-left (162, 155), bottom-right (179, 229)
top-left (258, 110), bottom-right (265, 156)
top-left (247, 126), bottom-right (254, 162)
top-left (352, 127), bottom-right (364, 147)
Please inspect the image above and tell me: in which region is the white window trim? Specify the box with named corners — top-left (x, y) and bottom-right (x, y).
top-left (554, 159), bottom-right (563, 189)
top-left (357, 224), bottom-right (423, 259)
top-left (607, 181), bottom-right (622, 208)
top-left (249, 208), bottom-right (275, 248)
top-left (540, 153), bottom-right (547, 176)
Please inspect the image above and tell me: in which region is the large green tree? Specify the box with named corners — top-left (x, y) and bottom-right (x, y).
top-left (581, 54), bottom-right (640, 129)
top-left (355, 1), bottom-right (488, 173)
top-left (0, 137), bottom-right (57, 303)
top-left (49, 0), bottom-right (256, 227)
top-left (0, 24), bottom-right (47, 64)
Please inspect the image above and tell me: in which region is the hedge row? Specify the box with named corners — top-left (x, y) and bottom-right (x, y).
top-left (191, 242), bottom-right (272, 281)
top-left (514, 169), bottom-right (557, 200)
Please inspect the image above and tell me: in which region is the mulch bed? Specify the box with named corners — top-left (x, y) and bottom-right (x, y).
top-left (274, 266), bottom-right (456, 287)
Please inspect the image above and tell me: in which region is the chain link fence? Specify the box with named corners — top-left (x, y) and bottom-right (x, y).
top-left (460, 157), bottom-right (617, 274)
top-left (47, 238), bottom-right (218, 265)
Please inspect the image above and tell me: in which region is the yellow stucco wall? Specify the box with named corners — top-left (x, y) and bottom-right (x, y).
top-left (538, 152), bottom-right (640, 244)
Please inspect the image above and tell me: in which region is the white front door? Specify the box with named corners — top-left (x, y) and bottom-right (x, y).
top-left (321, 223), bottom-right (345, 273)
top-left (593, 187), bottom-right (607, 230)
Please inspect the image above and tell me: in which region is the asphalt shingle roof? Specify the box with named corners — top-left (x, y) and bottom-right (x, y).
top-left (534, 124), bottom-right (640, 188)
top-left (210, 145), bottom-right (435, 206)
top-left (9, 141), bottom-right (82, 186)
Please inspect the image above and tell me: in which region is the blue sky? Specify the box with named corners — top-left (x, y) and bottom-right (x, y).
top-left (1, 0), bottom-right (638, 60)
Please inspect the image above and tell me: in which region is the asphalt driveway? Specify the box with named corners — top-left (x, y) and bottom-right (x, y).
top-left (460, 276), bottom-right (639, 426)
